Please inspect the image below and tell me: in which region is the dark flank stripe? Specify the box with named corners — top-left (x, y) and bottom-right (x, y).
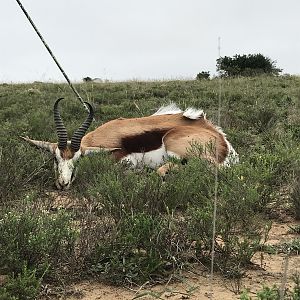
top-left (121, 129), bottom-right (169, 154)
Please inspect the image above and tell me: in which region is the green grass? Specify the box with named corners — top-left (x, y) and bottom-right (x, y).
top-left (240, 273), bottom-right (300, 299)
top-left (0, 76), bottom-right (300, 297)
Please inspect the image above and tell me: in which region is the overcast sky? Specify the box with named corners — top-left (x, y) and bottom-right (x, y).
top-left (1, 0), bottom-right (300, 82)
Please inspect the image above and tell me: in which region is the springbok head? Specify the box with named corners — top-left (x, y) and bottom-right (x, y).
top-left (22, 98), bottom-right (94, 190)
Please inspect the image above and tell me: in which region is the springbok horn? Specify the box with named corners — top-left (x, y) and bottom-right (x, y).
top-left (20, 136), bottom-right (56, 153)
top-left (70, 102), bottom-right (94, 152)
top-left (53, 98), bottom-right (68, 150)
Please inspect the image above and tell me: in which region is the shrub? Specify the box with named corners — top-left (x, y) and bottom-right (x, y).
top-left (217, 54), bottom-right (282, 77)
top-left (0, 140), bottom-right (53, 204)
top-left (72, 152), bottom-right (169, 219)
top-left (83, 76), bottom-right (93, 82)
top-left (196, 71), bottom-right (210, 80)
top-left (88, 213), bottom-right (184, 284)
top-left (0, 265), bottom-right (43, 300)
top-left (0, 208), bottom-right (77, 278)
top-left (291, 172), bottom-right (300, 220)
top-left (185, 158), bottom-right (269, 274)
top-left (74, 155), bottom-right (274, 283)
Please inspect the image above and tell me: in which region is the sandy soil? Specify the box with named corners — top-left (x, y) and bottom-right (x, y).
top-left (40, 218), bottom-right (299, 300)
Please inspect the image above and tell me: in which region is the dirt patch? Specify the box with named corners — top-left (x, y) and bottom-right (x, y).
top-left (41, 220), bottom-right (300, 300)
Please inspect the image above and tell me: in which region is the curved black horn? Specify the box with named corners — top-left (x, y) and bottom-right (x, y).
top-left (70, 102), bottom-right (94, 152)
top-left (54, 98), bottom-right (68, 150)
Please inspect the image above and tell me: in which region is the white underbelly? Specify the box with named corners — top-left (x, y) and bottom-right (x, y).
top-left (121, 145), bottom-right (168, 168)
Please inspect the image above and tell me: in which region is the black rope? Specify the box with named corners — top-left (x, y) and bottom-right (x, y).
top-left (15, 0), bottom-right (90, 113)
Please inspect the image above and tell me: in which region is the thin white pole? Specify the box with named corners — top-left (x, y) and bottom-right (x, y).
top-left (209, 37), bottom-right (222, 299)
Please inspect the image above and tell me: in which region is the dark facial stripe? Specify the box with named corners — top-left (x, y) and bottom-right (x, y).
top-left (121, 129), bottom-right (169, 154)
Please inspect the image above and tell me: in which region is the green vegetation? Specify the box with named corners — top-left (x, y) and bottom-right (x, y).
top-left (196, 71), bottom-right (210, 80)
top-left (0, 209), bottom-right (77, 276)
top-left (217, 54), bottom-right (282, 77)
top-left (0, 76), bottom-right (300, 298)
top-left (0, 265), bottom-right (43, 300)
top-left (240, 273), bottom-right (300, 299)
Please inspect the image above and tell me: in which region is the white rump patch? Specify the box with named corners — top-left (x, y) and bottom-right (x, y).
top-left (152, 103), bottom-right (205, 120)
top-left (210, 126), bottom-right (239, 167)
top-left (183, 107), bottom-right (205, 120)
top-left (152, 103), bottom-right (182, 116)
top-left (222, 140), bottom-right (239, 167)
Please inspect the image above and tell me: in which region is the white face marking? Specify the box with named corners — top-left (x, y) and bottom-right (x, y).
top-left (54, 148), bottom-right (82, 190)
top-left (121, 145), bottom-right (168, 168)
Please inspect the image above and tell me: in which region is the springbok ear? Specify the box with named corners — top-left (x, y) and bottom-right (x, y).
top-left (81, 146), bottom-right (121, 156)
top-left (20, 136), bottom-right (57, 154)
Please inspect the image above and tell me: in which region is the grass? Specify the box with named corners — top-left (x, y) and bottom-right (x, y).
top-left (240, 273), bottom-right (300, 299)
top-left (0, 76), bottom-right (300, 298)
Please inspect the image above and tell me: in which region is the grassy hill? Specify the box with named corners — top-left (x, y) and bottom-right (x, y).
top-left (0, 76), bottom-right (300, 298)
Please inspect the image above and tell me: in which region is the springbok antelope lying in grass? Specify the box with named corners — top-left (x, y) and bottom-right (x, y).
top-left (22, 98), bottom-right (238, 190)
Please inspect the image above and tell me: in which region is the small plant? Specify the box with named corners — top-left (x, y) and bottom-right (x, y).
top-left (240, 273), bottom-right (300, 299)
top-left (256, 286), bottom-right (280, 300)
top-left (288, 225), bottom-right (300, 234)
top-left (279, 238), bottom-right (300, 255)
top-left (291, 174), bottom-right (300, 220)
top-left (292, 273), bottom-right (300, 299)
top-left (240, 286), bottom-right (280, 300)
top-left (0, 265), bottom-right (43, 300)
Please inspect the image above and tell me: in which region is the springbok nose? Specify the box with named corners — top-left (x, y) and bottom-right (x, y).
top-left (57, 181), bottom-right (69, 190)
top-left (61, 182), bottom-right (69, 188)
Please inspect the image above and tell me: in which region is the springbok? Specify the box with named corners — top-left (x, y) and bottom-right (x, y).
top-left (21, 98), bottom-right (238, 190)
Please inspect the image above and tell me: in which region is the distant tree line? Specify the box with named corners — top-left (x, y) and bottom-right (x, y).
top-left (196, 53), bottom-right (282, 80)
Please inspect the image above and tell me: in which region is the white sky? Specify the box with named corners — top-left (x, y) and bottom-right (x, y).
top-left (1, 0), bottom-right (300, 82)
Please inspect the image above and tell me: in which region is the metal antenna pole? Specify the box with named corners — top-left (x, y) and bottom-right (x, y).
top-left (279, 252), bottom-right (290, 299)
top-left (209, 37), bottom-right (222, 299)
top-left (15, 0), bottom-right (89, 113)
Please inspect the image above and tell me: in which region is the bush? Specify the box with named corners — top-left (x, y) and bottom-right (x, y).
top-left (185, 158), bottom-right (270, 273)
top-left (291, 172), bottom-right (300, 220)
top-left (0, 140), bottom-right (53, 204)
top-left (88, 213), bottom-right (184, 284)
top-left (216, 54), bottom-right (282, 77)
top-left (0, 208), bottom-right (77, 278)
top-left (73, 155), bottom-right (274, 283)
top-left (0, 265), bottom-right (43, 300)
top-left (196, 71), bottom-right (210, 80)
